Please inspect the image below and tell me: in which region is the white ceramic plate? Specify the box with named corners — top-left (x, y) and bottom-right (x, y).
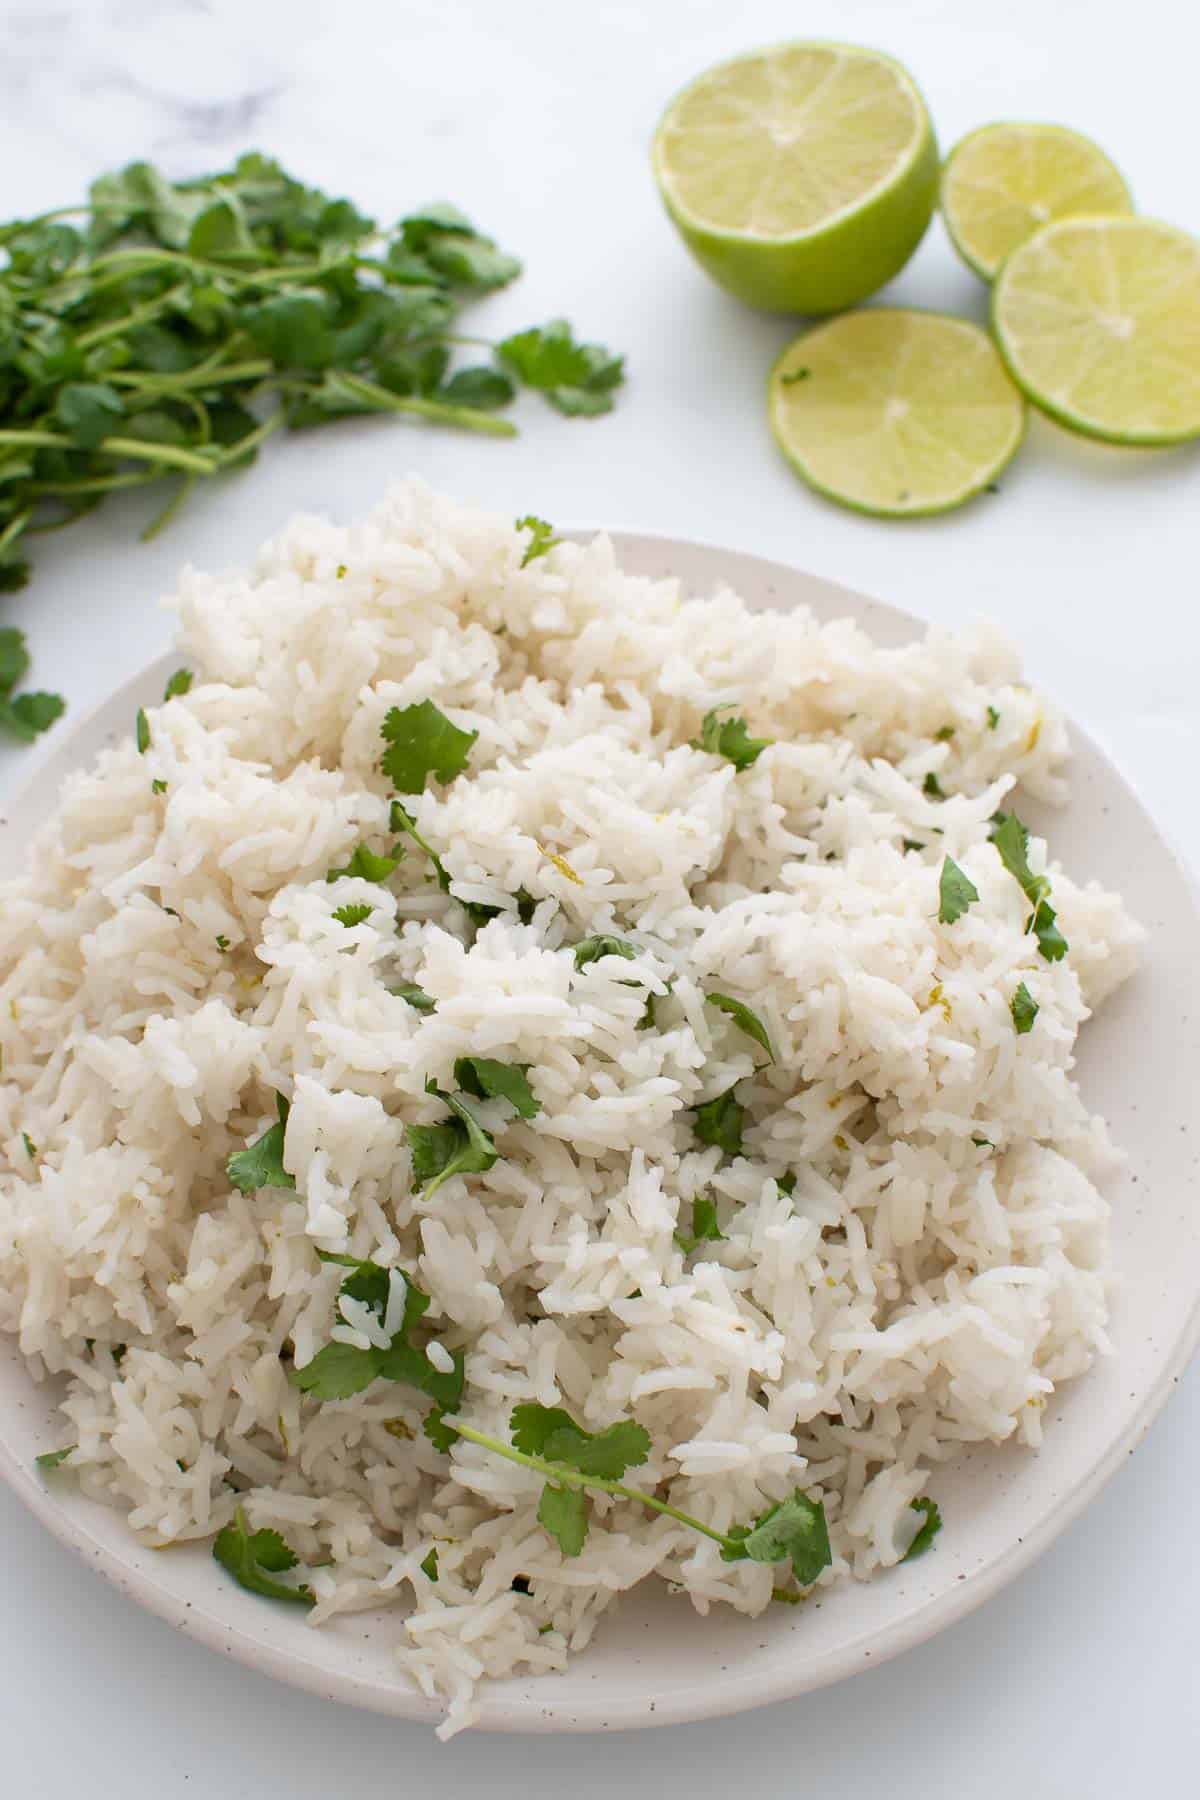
top-left (2, 533), bottom-right (1198, 1734)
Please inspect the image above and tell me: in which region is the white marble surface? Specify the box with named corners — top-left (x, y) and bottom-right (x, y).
top-left (0, 0), bottom-right (1197, 1791)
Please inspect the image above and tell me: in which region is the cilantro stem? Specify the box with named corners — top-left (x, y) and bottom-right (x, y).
top-left (450, 1421), bottom-right (733, 1549)
top-left (74, 285), bottom-right (191, 349)
top-left (326, 372), bottom-right (518, 438)
top-left (0, 427), bottom-right (220, 475)
top-left (140, 473), bottom-right (195, 542)
top-left (0, 509), bottom-right (30, 558)
top-left (108, 359), bottom-right (274, 392)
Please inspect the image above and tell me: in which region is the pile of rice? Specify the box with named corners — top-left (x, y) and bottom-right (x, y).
top-left (0, 481), bottom-right (1140, 1735)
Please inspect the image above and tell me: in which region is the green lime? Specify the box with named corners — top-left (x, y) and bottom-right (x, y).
top-left (992, 215), bottom-right (1200, 445)
top-left (768, 308), bottom-right (1025, 516)
top-left (941, 122), bottom-right (1133, 280)
top-left (652, 41), bottom-right (938, 314)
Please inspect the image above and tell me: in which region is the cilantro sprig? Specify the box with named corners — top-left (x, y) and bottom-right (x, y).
top-left (380, 699), bottom-right (477, 793)
top-left (436, 1402), bottom-right (832, 1580)
top-left (901, 1496), bottom-right (942, 1561)
top-left (406, 1081), bottom-right (498, 1197)
top-left (212, 1506), bottom-right (313, 1606)
top-left (0, 158), bottom-right (624, 710)
top-left (692, 1084), bottom-right (745, 1158)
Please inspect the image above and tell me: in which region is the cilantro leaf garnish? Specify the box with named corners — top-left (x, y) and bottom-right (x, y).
top-left (923, 771), bottom-right (945, 799)
top-left (387, 979), bottom-right (435, 1013)
top-left (719, 1491), bottom-right (832, 1587)
top-left (292, 1253), bottom-right (464, 1410)
top-left (419, 1547), bottom-right (439, 1581)
top-left (902, 838), bottom-right (925, 853)
top-left (573, 934), bottom-right (637, 971)
top-left (538, 1483), bottom-right (589, 1556)
top-left (406, 1086), bottom-right (497, 1195)
top-left (135, 707), bottom-right (150, 754)
top-left (986, 705), bottom-right (1000, 730)
top-left (1010, 981), bottom-right (1038, 1034)
top-left (692, 1085), bottom-right (745, 1158)
top-left (389, 800), bottom-right (451, 893)
top-left (380, 698), bottom-right (478, 793)
top-left (516, 515), bottom-right (559, 566)
top-left (991, 811), bottom-right (1068, 962)
top-left (453, 1056), bottom-right (541, 1119)
top-left (692, 705), bottom-right (773, 771)
top-left (938, 856), bottom-right (979, 925)
top-left (332, 902), bottom-right (373, 927)
top-left (444, 1404), bottom-right (830, 1575)
top-left (705, 993), bottom-right (773, 1061)
top-left (226, 1092), bottom-right (295, 1193)
top-left (21, 1131), bottom-right (36, 1160)
top-left (212, 1506), bottom-right (313, 1606)
top-left (35, 1445), bottom-right (75, 1471)
top-left (901, 1496), bottom-right (942, 1561)
top-left (162, 667), bottom-right (192, 701)
top-left (215, 935), bottom-right (230, 952)
top-left (497, 319), bottom-right (624, 416)
top-left (675, 1194), bottom-right (725, 1254)
top-left (327, 843), bottom-right (399, 883)
top-left (151, 778), bottom-right (167, 795)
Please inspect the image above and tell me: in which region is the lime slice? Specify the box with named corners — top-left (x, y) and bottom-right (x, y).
top-left (652, 42), bottom-right (938, 313)
top-left (768, 309), bottom-right (1025, 516)
top-left (941, 123), bottom-right (1132, 280)
top-left (992, 215), bottom-right (1200, 445)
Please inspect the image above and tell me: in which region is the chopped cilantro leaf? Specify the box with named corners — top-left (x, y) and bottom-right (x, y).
top-left (675, 1194), bottom-right (725, 1254)
top-left (573, 934), bottom-right (637, 971)
top-left (1030, 900), bottom-right (1068, 962)
top-left (332, 902), bottom-right (373, 928)
top-left (777, 1172), bottom-right (796, 1197)
top-left (226, 1092), bottom-right (295, 1193)
top-left (212, 1506), bottom-right (313, 1606)
top-left (538, 1482), bottom-right (589, 1555)
top-left (938, 856), bottom-right (979, 925)
top-left (693, 705), bottom-right (772, 771)
top-left (516, 515), bottom-right (559, 566)
top-left (934, 725), bottom-right (955, 741)
top-left (923, 771), bottom-right (945, 799)
top-left (388, 979), bottom-right (435, 1013)
top-left (162, 668), bottom-right (192, 701)
top-left (987, 706), bottom-right (1000, 730)
top-left (971, 1134), bottom-right (992, 1149)
top-left (389, 800), bottom-right (451, 893)
top-left (902, 838), bottom-right (925, 853)
top-left (21, 1131), bottom-right (36, 1159)
top-left (705, 992), bottom-right (773, 1061)
top-left (135, 707), bottom-right (150, 754)
top-left (35, 1445), bottom-right (75, 1470)
top-left (406, 1087), bottom-right (497, 1195)
top-left (420, 1547), bottom-right (439, 1581)
top-left (151, 778), bottom-right (168, 795)
top-left (991, 812), bottom-right (1067, 962)
top-left (902, 1496), bottom-right (942, 1561)
top-left (720, 1490), bottom-right (832, 1586)
top-left (327, 844), bottom-right (399, 883)
top-left (293, 1258), bottom-right (463, 1410)
top-left (1010, 981), bottom-right (1039, 1034)
top-left (380, 698), bottom-right (478, 793)
top-left (453, 1056), bottom-right (540, 1118)
top-left (692, 1085), bottom-right (745, 1158)
top-left (215, 935), bottom-right (230, 951)
top-left (424, 1406), bottom-right (458, 1453)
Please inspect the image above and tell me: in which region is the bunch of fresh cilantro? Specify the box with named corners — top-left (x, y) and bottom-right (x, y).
top-left (0, 154), bottom-right (624, 739)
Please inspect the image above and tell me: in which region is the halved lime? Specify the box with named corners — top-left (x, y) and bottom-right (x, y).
top-left (992, 215), bottom-right (1200, 445)
top-left (941, 123), bottom-right (1132, 280)
top-left (768, 308), bottom-right (1025, 516)
top-left (652, 42), bottom-right (938, 313)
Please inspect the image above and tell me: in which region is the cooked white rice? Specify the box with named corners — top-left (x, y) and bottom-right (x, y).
top-left (0, 480), bottom-right (1141, 1735)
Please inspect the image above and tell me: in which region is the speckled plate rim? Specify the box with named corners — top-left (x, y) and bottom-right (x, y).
top-left (1, 529), bottom-right (1198, 1734)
